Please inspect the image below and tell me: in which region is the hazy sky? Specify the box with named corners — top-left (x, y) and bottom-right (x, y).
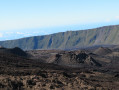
top-left (0, 0), bottom-right (119, 40)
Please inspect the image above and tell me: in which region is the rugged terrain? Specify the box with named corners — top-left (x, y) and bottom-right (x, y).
top-left (0, 25), bottom-right (119, 50)
top-left (0, 46), bottom-right (119, 89)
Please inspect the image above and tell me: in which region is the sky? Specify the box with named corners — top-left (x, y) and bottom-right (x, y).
top-left (0, 0), bottom-right (119, 40)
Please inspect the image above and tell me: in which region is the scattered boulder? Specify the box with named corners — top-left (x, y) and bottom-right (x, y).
top-left (114, 74), bottom-right (119, 78)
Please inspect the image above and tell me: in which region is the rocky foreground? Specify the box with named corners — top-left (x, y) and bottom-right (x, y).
top-left (0, 69), bottom-right (119, 90)
top-left (0, 46), bottom-right (119, 89)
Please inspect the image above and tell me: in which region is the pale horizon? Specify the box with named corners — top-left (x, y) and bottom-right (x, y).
top-left (0, 0), bottom-right (119, 40)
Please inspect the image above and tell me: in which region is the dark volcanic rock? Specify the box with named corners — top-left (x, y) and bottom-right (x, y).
top-left (0, 47), bottom-right (27, 57)
top-left (53, 51), bottom-right (101, 67)
top-left (9, 47), bottom-right (28, 57)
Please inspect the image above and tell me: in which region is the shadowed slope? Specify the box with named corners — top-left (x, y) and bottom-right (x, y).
top-left (94, 47), bottom-right (112, 55)
top-left (0, 47), bottom-right (28, 57)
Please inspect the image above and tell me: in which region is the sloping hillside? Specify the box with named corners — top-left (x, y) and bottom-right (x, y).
top-left (94, 47), bottom-right (112, 55)
top-left (0, 47), bottom-right (28, 57)
top-left (0, 25), bottom-right (119, 50)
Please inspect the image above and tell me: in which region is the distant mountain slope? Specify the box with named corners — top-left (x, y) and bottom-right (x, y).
top-left (0, 25), bottom-right (119, 50)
